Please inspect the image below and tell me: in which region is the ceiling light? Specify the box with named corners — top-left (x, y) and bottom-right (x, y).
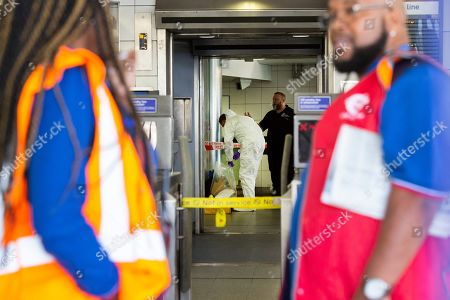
top-left (230, 1), bottom-right (269, 10)
top-left (293, 35), bottom-right (310, 38)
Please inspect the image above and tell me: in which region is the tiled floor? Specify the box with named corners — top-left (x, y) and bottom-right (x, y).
top-left (192, 210), bottom-right (281, 300)
top-left (192, 277), bottom-right (280, 300)
top-left (203, 206), bottom-right (280, 235)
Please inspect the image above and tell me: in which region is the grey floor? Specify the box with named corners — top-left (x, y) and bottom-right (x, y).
top-left (192, 209), bottom-right (281, 300)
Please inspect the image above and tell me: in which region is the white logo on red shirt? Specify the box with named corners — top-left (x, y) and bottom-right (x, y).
top-left (340, 93), bottom-right (370, 121)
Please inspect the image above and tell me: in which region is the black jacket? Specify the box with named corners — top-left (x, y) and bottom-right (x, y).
top-left (259, 105), bottom-right (294, 155)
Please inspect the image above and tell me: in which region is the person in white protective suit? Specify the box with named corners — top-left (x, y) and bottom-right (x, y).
top-left (219, 110), bottom-right (265, 200)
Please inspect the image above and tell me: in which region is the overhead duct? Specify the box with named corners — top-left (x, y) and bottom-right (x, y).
top-left (222, 59), bottom-right (272, 89)
top-left (222, 60), bottom-right (272, 81)
top-left (192, 37), bottom-right (323, 58)
top-left (155, 0), bottom-right (328, 34)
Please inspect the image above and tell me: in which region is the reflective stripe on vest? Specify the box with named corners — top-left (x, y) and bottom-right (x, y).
top-left (0, 230), bottom-right (167, 276)
top-left (95, 84), bottom-right (167, 263)
top-left (0, 47), bottom-right (171, 299)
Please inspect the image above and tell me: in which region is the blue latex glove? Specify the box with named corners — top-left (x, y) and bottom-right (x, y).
top-left (233, 152), bottom-right (240, 160)
top-left (228, 161), bottom-right (234, 168)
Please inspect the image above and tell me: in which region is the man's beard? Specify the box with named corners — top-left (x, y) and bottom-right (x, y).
top-left (334, 29), bottom-right (388, 74)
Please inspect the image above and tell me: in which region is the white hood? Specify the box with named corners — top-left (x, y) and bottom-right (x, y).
top-left (223, 109), bottom-right (237, 118)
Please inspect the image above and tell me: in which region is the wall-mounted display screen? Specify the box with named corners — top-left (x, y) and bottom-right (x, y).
top-left (405, 1), bottom-right (441, 62)
top-left (294, 115), bottom-right (320, 168)
top-left (294, 93), bottom-right (337, 115)
top-left (132, 98), bottom-right (158, 114)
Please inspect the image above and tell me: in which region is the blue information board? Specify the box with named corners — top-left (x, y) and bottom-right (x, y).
top-left (132, 98), bottom-right (157, 113)
top-left (297, 96), bottom-right (331, 112)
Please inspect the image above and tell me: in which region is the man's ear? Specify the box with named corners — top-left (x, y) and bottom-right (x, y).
top-left (384, 2), bottom-right (406, 38)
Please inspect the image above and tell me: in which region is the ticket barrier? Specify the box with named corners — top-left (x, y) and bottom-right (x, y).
top-left (132, 91), bottom-right (192, 300)
top-left (280, 93), bottom-right (337, 278)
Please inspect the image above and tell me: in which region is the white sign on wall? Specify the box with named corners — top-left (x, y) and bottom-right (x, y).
top-left (404, 1), bottom-right (439, 15)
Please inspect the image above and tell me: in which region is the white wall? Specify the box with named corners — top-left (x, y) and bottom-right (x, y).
top-left (222, 64), bottom-right (318, 188)
top-left (118, 0), bottom-right (160, 89)
top-left (333, 71), bottom-right (359, 94)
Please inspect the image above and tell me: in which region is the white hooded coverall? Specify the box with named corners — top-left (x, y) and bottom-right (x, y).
top-left (222, 110), bottom-right (265, 198)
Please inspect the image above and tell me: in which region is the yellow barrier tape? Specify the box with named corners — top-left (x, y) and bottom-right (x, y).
top-left (182, 197), bottom-right (281, 210)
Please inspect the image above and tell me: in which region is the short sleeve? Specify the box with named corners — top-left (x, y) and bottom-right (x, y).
top-left (381, 60), bottom-right (450, 200)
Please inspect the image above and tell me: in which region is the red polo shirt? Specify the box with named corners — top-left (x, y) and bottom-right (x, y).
top-left (290, 55), bottom-right (450, 299)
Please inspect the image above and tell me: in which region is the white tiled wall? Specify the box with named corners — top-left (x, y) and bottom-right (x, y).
top-left (223, 64), bottom-right (318, 187)
top-left (118, 0), bottom-right (159, 89)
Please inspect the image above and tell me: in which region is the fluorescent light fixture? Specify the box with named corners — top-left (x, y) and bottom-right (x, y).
top-left (199, 35), bottom-right (216, 39)
top-left (230, 1), bottom-right (270, 10)
top-left (293, 35), bottom-right (310, 38)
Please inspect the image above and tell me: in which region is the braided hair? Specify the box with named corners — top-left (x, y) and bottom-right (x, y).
top-left (0, 1), bottom-right (151, 200)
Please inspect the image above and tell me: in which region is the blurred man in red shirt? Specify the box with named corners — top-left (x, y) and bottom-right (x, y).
top-left (281, 0), bottom-right (450, 299)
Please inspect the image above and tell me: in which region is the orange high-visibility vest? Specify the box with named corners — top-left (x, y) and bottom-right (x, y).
top-left (0, 47), bottom-right (171, 300)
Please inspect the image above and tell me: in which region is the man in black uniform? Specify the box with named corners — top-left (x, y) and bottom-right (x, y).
top-left (259, 92), bottom-right (294, 195)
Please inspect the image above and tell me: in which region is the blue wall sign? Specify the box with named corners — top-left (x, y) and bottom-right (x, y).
top-left (132, 98), bottom-right (158, 113)
top-left (297, 96), bottom-right (331, 112)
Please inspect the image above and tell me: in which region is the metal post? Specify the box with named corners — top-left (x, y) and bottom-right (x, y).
top-left (209, 58), bottom-right (223, 166)
top-left (179, 136), bottom-right (193, 300)
top-left (194, 57), bottom-right (202, 235)
top-left (326, 31), bottom-right (336, 93)
top-left (280, 134), bottom-right (293, 195)
top-left (195, 58), bottom-right (222, 234)
top-left (317, 54), bottom-right (323, 94)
